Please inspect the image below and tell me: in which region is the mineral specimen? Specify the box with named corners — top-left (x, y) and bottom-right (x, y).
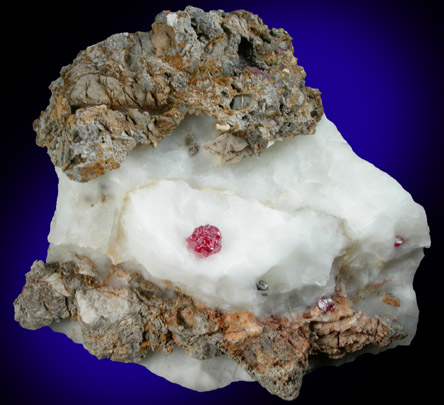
top-left (186, 224), bottom-right (223, 257)
top-left (14, 6), bottom-right (430, 401)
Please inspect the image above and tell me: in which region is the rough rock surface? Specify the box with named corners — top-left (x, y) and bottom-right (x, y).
top-left (33, 6), bottom-right (323, 182)
top-left (15, 6), bottom-right (430, 401)
top-left (14, 258), bottom-right (406, 400)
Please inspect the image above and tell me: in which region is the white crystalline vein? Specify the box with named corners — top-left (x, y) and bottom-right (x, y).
top-left (48, 113), bottom-right (430, 325)
top-left (46, 114), bottom-right (430, 392)
top-left (112, 180), bottom-right (348, 313)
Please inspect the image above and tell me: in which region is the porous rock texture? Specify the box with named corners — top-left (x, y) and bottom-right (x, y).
top-left (34, 6), bottom-right (323, 182)
top-left (14, 258), bottom-right (405, 400)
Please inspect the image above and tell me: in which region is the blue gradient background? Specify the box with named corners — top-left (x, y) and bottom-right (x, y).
top-left (2, 0), bottom-right (443, 403)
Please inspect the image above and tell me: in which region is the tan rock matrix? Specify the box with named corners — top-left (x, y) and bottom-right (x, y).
top-left (33, 6), bottom-right (323, 182)
top-left (14, 258), bottom-right (405, 400)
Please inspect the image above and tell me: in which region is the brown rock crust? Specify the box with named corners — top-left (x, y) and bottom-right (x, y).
top-left (33, 6), bottom-right (323, 182)
top-left (14, 258), bottom-right (406, 400)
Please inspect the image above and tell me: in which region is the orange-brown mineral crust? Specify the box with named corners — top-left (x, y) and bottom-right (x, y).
top-left (33, 6), bottom-right (323, 183)
top-left (14, 258), bottom-right (406, 400)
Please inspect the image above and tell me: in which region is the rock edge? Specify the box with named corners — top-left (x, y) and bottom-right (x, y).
top-left (34, 6), bottom-right (323, 182)
top-left (14, 258), bottom-right (406, 400)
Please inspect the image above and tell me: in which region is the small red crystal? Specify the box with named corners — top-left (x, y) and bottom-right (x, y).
top-left (394, 236), bottom-right (405, 247)
top-left (317, 297), bottom-right (335, 313)
top-left (187, 224), bottom-right (222, 257)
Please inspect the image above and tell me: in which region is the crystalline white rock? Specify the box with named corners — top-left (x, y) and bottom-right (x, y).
top-left (140, 348), bottom-right (254, 391)
top-left (44, 113), bottom-right (430, 390)
top-left (48, 113), bottom-right (430, 325)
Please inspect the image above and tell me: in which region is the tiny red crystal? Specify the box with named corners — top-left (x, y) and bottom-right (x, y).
top-left (394, 236), bottom-right (405, 247)
top-left (187, 224), bottom-right (222, 257)
top-left (317, 297), bottom-right (335, 313)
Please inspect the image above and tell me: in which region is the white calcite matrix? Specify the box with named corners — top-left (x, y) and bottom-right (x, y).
top-left (49, 113), bottom-right (429, 326)
top-left (14, 6), bottom-right (430, 401)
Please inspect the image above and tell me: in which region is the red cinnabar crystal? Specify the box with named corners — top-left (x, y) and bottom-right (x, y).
top-left (187, 225), bottom-right (222, 257)
top-left (317, 297), bottom-right (335, 313)
top-left (394, 236), bottom-right (405, 247)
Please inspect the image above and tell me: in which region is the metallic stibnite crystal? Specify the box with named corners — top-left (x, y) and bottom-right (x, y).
top-left (256, 280), bottom-right (269, 292)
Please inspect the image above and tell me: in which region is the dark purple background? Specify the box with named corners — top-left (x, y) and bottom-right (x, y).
top-left (2, 0), bottom-right (443, 403)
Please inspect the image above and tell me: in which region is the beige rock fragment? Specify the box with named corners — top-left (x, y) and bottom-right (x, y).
top-left (14, 259), bottom-right (406, 400)
top-left (33, 6), bottom-right (323, 182)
